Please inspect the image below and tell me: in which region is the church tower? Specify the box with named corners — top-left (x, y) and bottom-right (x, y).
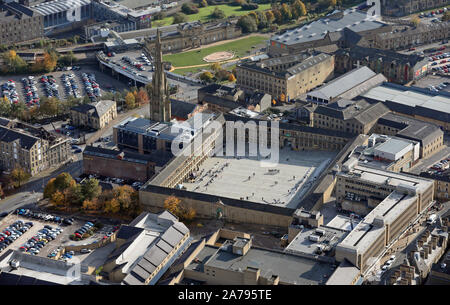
top-left (150, 29), bottom-right (171, 122)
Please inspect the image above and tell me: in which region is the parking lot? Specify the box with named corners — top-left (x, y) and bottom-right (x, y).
top-left (413, 74), bottom-right (450, 93)
top-left (0, 209), bottom-right (118, 262)
top-left (0, 65), bottom-right (128, 106)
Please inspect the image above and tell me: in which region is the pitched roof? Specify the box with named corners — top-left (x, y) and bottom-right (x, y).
top-left (71, 100), bottom-right (115, 118)
top-left (0, 125), bottom-right (39, 150)
top-left (307, 66), bottom-right (377, 101)
top-left (170, 99), bottom-right (197, 119)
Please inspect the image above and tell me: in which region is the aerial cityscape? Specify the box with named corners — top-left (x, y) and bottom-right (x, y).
top-left (0, 0), bottom-right (449, 292)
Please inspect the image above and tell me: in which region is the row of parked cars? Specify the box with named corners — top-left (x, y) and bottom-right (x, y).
top-left (73, 221), bottom-right (95, 239)
top-left (427, 156), bottom-right (450, 174)
top-left (81, 72), bottom-right (101, 102)
top-left (40, 75), bottom-right (60, 99)
top-left (0, 220), bottom-right (33, 253)
top-left (62, 73), bottom-right (81, 99)
top-left (22, 76), bottom-right (40, 107)
top-left (427, 82), bottom-right (449, 92)
top-left (1, 80), bottom-right (19, 104)
top-left (16, 208), bottom-right (74, 226)
top-left (20, 224), bottom-right (63, 256)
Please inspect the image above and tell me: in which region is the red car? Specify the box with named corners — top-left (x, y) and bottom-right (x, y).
top-left (441, 60), bottom-right (447, 64)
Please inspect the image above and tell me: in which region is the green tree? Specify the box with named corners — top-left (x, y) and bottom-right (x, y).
top-left (81, 178), bottom-right (102, 201)
top-left (181, 3), bottom-right (199, 14)
top-left (265, 10), bottom-right (275, 23)
top-left (199, 0), bottom-right (208, 7)
top-left (211, 7), bottom-right (226, 19)
top-left (237, 15), bottom-right (258, 33)
top-left (0, 97), bottom-right (12, 117)
top-left (280, 3), bottom-right (292, 23)
top-left (2, 50), bottom-right (27, 74)
top-left (173, 12), bottom-right (188, 24)
top-left (39, 97), bottom-right (61, 117)
top-left (53, 172), bottom-right (75, 191)
top-left (10, 101), bottom-right (27, 119)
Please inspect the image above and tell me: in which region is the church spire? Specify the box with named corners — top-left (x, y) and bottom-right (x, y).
top-left (150, 29), bottom-right (171, 122)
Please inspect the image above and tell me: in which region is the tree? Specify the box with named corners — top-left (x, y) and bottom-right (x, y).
top-left (182, 207), bottom-right (196, 221)
top-left (199, 0), bottom-right (208, 7)
top-left (164, 196), bottom-right (181, 216)
top-left (280, 3), bottom-right (292, 23)
top-left (125, 91), bottom-right (136, 109)
top-left (2, 50), bottom-right (27, 74)
top-left (411, 16), bottom-right (421, 27)
top-left (299, 1), bottom-right (307, 16)
top-left (228, 73), bottom-right (236, 82)
top-left (53, 172), bottom-right (74, 191)
top-left (39, 97), bottom-right (60, 117)
top-left (210, 62), bottom-right (222, 72)
top-left (104, 198), bottom-right (120, 214)
top-left (0, 184), bottom-right (4, 199)
top-left (10, 101), bottom-right (27, 119)
top-left (265, 10), bottom-right (275, 23)
top-left (200, 71), bottom-right (214, 82)
top-left (173, 12), bottom-right (188, 24)
top-left (215, 69), bottom-right (230, 81)
top-left (10, 167), bottom-right (31, 188)
top-left (44, 178), bottom-right (57, 199)
top-left (42, 51), bottom-right (58, 72)
top-left (181, 3), bottom-right (199, 14)
top-left (81, 178), bottom-right (102, 201)
top-left (82, 198), bottom-right (99, 211)
top-left (135, 87), bottom-right (149, 106)
top-left (211, 7), bottom-right (226, 19)
top-left (0, 97), bottom-right (12, 117)
top-left (237, 15), bottom-right (258, 33)
top-left (443, 11), bottom-right (450, 21)
top-left (280, 93), bottom-right (286, 102)
top-left (272, 8), bottom-right (283, 24)
top-left (50, 190), bottom-right (65, 207)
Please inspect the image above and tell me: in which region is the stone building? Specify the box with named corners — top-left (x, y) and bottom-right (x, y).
top-left (70, 100), bottom-right (117, 130)
top-left (381, 0), bottom-right (450, 17)
top-left (0, 118), bottom-right (71, 176)
top-left (334, 46), bottom-right (429, 84)
top-left (0, 2), bottom-right (43, 45)
top-left (144, 20), bottom-right (241, 54)
top-left (311, 99), bottom-right (390, 135)
top-left (268, 9), bottom-right (390, 56)
top-left (82, 145), bottom-right (171, 182)
top-left (236, 52), bottom-right (335, 100)
top-left (372, 22), bottom-right (450, 50)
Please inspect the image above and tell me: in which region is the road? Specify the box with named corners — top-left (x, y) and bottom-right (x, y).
top-left (409, 146), bottom-right (450, 175)
top-left (0, 159), bottom-right (83, 213)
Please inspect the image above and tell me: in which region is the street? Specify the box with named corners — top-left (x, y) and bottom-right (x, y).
top-left (0, 159), bottom-right (83, 213)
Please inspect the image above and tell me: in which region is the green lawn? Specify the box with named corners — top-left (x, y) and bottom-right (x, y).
top-left (154, 4), bottom-right (271, 26)
top-left (164, 35), bottom-right (267, 68)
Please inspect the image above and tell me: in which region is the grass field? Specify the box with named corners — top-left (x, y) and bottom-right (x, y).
top-left (154, 4), bottom-right (271, 26)
top-left (163, 35), bottom-right (267, 69)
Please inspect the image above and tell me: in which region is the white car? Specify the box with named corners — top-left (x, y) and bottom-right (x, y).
top-left (389, 255), bottom-right (396, 261)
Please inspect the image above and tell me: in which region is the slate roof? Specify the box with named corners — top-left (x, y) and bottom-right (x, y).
top-left (170, 99), bottom-right (197, 120)
top-left (377, 113), bottom-right (443, 146)
top-left (335, 45), bottom-right (427, 69)
top-left (271, 9), bottom-right (386, 46)
top-left (307, 66), bottom-right (377, 101)
top-left (0, 125), bottom-right (39, 150)
top-left (71, 100), bottom-right (115, 118)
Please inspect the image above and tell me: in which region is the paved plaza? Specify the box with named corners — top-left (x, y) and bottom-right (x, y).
top-left (183, 148), bottom-right (337, 209)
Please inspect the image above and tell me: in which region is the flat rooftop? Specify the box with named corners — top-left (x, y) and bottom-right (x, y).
top-left (285, 227), bottom-right (347, 255)
top-left (340, 165), bottom-right (433, 194)
top-left (182, 147), bottom-right (336, 209)
top-left (189, 245), bottom-right (335, 285)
